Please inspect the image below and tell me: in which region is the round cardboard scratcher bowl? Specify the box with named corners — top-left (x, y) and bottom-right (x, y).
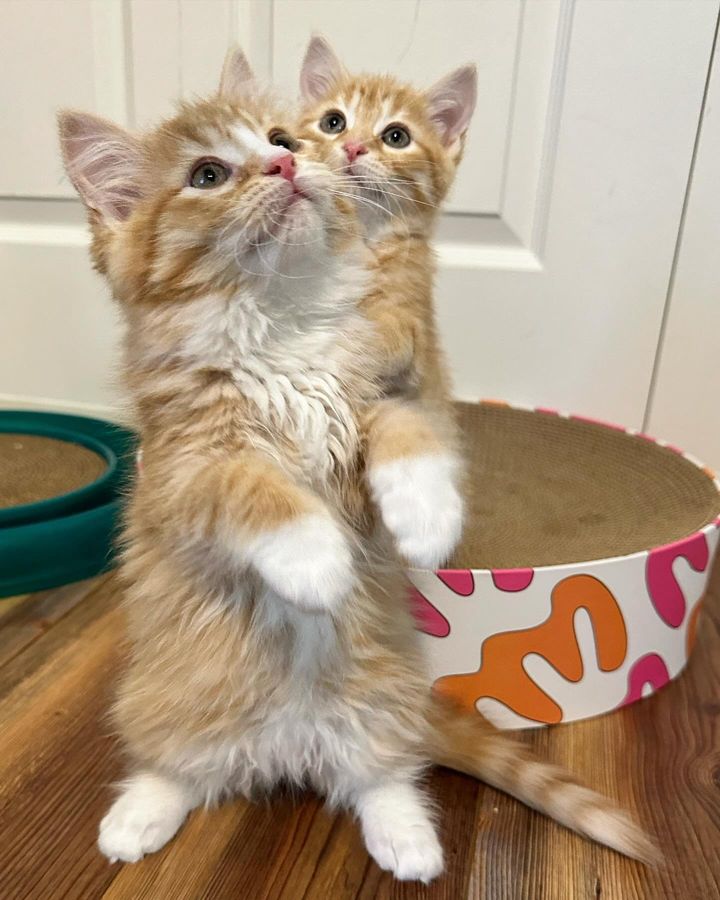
top-left (0, 412), bottom-right (137, 598)
top-left (409, 401), bottom-right (720, 729)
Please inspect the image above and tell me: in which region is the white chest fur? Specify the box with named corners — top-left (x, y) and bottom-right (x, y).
top-left (176, 289), bottom-right (363, 479)
top-left (234, 358), bottom-right (357, 478)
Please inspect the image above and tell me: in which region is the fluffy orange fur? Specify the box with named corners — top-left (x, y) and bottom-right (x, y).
top-left (56, 48), bottom-right (654, 881)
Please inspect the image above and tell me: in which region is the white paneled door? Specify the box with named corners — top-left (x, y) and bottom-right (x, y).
top-left (1, 1), bottom-right (718, 454)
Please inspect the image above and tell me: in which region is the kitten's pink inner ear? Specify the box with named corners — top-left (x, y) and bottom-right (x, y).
top-left (425, 64), bottom-right (478, 146)
top-left (300, 35), bottom-right (345, 102)
top-left (219, 46), bottom-right (256, 101)
top-left (58, 111), bottom-right (143, 222)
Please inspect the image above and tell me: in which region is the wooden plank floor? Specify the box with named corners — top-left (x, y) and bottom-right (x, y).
top-left (0, 562), bottom-right (718, 900)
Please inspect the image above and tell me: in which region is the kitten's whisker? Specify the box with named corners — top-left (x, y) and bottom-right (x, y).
top-left (325, 189), bottom-right (400, 220)
top-left (381, 191), bottom-right (414, 251)
top-left (369, 187), bottom-right (438, 209)
top-left (325, 171), bottom-right (437, 210)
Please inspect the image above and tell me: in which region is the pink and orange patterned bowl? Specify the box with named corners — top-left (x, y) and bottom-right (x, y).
top-left (410, 401), bottom-right (720, 728)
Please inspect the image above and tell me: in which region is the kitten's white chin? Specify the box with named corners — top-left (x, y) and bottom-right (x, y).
top-left (278, 195), bottom-right (317, 232)
top-left (273, 203), bottom-right (327, 261)
top-left (232, 201), bottom-right (327, 279)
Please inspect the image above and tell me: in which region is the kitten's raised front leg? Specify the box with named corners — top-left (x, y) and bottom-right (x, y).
top-left (364, 400), bottom-right (463, 568)
top-left (365, 306), bottom-right (417, 383)
top-left (244, 512), bottom-right (355, 611)
top-left (354, 779), bottom-right (444, 883)
top-left (145, 449), bottom-right (355, 611)
top-left (98, 771), bottom-right (200, 863)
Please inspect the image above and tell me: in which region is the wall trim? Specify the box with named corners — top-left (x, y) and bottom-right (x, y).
top-left (0, 393), bottom-right (123, 424)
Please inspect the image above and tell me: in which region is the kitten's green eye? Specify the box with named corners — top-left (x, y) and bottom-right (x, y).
top-left (268, 129), bottom-right (300, 152)
top-left (319, 110), bottom-right (346, 135)
top-left (189, 160), bottom-right (230, 189)
top-left (381, 124), bottom-right (411, 149)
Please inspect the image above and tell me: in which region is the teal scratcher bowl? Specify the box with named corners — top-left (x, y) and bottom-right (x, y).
top-left (0, 412), bottom-right (136, 597)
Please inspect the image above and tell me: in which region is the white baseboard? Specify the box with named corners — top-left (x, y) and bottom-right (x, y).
top-left (0, 393), bottom-right (123, 423)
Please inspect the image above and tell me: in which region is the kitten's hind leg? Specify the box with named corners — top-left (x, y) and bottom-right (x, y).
top-left (98, 770), bottom-right (200, 863)
top-left (354, 779), bottom-right (444, 883)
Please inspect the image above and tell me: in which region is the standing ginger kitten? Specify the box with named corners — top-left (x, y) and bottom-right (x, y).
top-left (295, 37), bottom-right (477, 565)
top-left (58, 50), bottom-right (653, 883)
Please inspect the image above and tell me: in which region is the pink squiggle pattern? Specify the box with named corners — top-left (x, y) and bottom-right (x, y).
top-left (436, 570), bottom-right (475, 596)
top-left (646, 532), bottom-right (710, 628)
top-left (409, 587), bottom-right (449, 638)
top-left (620, 653), bottom-right (671, 706)
top-left (491, 569), bottom-right (534, 592)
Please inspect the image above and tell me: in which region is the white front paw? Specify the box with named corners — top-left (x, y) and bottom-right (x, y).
top-left (98, 773), bottom-right (196, 863)
top-left (248, 514), bottom-right (355, 611)
top-left (370, 454), bottom-right (463, 569)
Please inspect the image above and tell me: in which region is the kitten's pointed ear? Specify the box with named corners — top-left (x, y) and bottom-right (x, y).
top-left (58, 111), bottom-right (143, 222)
top-left (425, 65), bottom-right (477, 147)
top-left (220, 46), bottom-right (256, 101)
top-left (300, 35), bottom-right (345, 102)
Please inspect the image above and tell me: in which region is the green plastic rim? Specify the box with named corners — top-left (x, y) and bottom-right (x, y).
top-left (0, 411), bottom-right (136, 598)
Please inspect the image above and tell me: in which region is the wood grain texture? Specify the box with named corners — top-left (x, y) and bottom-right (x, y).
top-left (0, 562), bottom-right (718, 900)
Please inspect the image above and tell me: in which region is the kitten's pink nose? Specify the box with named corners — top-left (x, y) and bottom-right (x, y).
top-left (344, 141), bottom-right (368, 163)
top-left (264, 153), bottom-right (296, 183)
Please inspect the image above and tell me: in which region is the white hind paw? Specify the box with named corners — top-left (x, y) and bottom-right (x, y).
top-left (98, 772), bottom-right (196, 863)
top-left (364, 820), bottom-right (444, 882)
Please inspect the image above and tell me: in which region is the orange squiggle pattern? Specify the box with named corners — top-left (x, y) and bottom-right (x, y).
top-left (434, 574), bottom-right (628, 724)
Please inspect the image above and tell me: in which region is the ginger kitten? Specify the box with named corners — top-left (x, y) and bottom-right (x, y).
top-left (296, 36), bottom-right (474, 404)
top-left (295, 37), bottom-right (475, 566)
top-left (58, 50), bottom-right (653, 883)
